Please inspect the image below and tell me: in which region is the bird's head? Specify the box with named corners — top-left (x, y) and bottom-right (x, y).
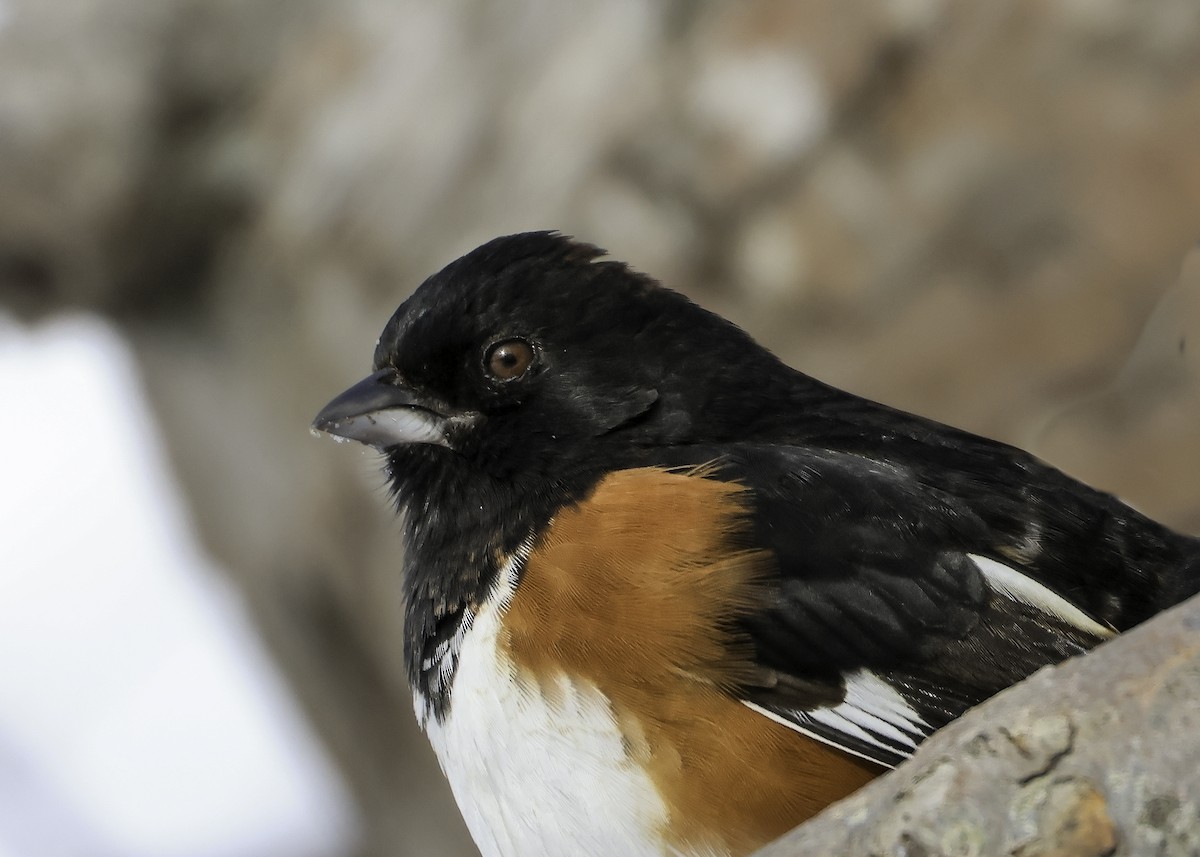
top-left (312, 232), bottom-right (795, 482)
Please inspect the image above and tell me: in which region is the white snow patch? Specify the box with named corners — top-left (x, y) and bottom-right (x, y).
top-left (0, 313), bottom-right (357, 857)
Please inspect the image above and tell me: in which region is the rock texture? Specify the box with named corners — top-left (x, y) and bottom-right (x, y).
top-left (754, 594), bottom-right (1200, 857)
top-left (2, 1), bottom-right (1199, 855)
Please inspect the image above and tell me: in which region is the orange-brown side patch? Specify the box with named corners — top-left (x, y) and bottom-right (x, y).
top-left (502, 466), bottom-right (882, 856)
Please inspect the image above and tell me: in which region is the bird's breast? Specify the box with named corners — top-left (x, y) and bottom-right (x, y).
top-left (419, 570), bottom-right (672, 857)
top-left (417, 466), bottom-right (879, 857)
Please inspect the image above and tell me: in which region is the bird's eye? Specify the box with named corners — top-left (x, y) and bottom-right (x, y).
top-left (484, 339), bottom-right (535, 381)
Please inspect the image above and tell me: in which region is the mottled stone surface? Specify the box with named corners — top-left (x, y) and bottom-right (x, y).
top-left (2, 1), bottom-right (1199, 854)
top-left (754, 595), bottom-right (1200, 856)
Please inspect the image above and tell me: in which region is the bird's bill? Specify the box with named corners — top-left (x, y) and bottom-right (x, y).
top-left (312, 369), bottom-right (452, 449)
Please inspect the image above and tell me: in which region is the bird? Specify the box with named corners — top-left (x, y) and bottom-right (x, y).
top-left (312, 231), bottom-right (1200, 857)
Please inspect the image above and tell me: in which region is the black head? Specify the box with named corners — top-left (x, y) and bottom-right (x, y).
top-left (313, 231), bottom-right (813, 711)
top-left (313, 232), bottom-right (801, 483)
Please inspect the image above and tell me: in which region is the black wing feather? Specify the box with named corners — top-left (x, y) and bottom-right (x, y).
top-left (654, 443), bottom-right (1113, 768)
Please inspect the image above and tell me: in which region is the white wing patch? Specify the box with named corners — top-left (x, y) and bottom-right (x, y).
top-left (968, 553), bottom-right (1115, 639)
top-left (743, 669), bottom-right (930, 768)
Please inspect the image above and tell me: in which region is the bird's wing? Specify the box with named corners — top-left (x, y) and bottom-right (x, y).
top-left (687, 445), bottom-right (1115, 768)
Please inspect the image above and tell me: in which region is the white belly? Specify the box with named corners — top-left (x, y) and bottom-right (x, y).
top-left (418, 591), bottom-right (671, 857)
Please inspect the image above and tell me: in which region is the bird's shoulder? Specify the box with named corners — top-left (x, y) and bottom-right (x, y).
top-left (505, 445), bottom-right (1115, 769)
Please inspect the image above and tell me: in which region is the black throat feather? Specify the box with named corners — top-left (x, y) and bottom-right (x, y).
top-left (387, 443), bottom-right (606, 721)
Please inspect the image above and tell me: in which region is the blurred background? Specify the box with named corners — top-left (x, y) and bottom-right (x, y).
top-left (1, 1), bottom-right (1199, 855)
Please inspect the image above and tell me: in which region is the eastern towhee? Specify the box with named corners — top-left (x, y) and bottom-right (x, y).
top-left (313, 232), bottom-right (1200, 857)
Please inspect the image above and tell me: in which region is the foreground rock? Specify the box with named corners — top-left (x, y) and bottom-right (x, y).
top-left (756, 593), bottom-right (1200, 856)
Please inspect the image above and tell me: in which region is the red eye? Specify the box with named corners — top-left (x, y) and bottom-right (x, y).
top-left (485, 339), bottom-right (535, 381)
